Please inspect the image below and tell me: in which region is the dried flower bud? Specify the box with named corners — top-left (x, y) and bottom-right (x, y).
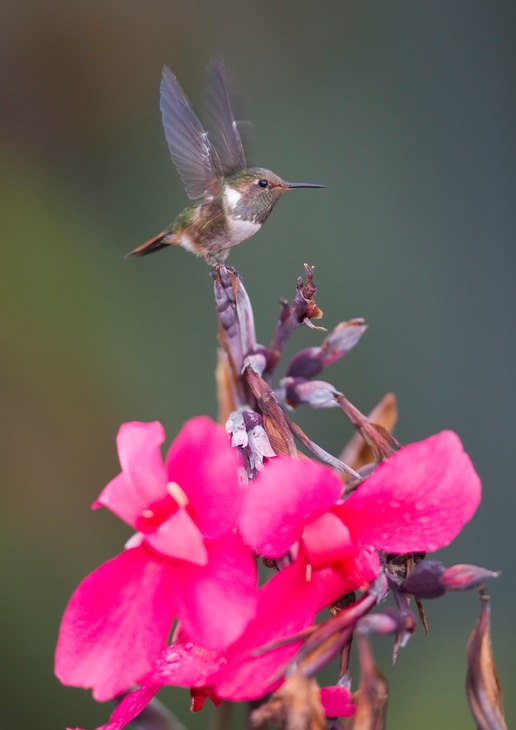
top-left (248, 424), bottom-right (277, 471)
top-left (268, 264), bottom-right (324, 368)
top-left (226, 411), bottom-right (248, 448)
top-left (226, 409), bottom-right (276, 478)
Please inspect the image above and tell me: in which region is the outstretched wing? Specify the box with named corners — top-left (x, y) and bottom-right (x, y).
top-left (205, 57), bottom-right (247, 176)
top-left (160, 66), bottom-right (221, 200)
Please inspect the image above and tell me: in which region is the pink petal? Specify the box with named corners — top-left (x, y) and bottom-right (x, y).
top-left (153, 637), bottom-right (224, 688)
top-left (95, 422), bottom-right (167, 526)
top-left (146, 509), bottom-right (207, 565)
top-left (240, 457), bottom-right (342, 557)
top-left (166, 416), bottom-right (241, 539)
top-left (93, 473), bottom-right (141, 528)
top-left (173, 531), bottom-right (258, 650)
top-left (55, 546), bottom-right (177, 702)
top-left (150, 561), bottom-right (353, 703)
top-left (154, 566), bottom-right (304, 699)
top-left (303, 512), bottom-right (356, 568)
top-left (213, 559), bottom-right (351, 701)
top-left (340, 431), bottom-right (482, 553)
top-left (312, 560), bottom-right (369, 606)
top-left (320, 685), bottom-right (355, 718)
top-left (94, 683), bottom-right (161, 730)
top-left (335, 545), bottom-right (381, 590)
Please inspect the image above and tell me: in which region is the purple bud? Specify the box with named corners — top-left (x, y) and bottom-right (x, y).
top-left (281, 377), bottom-right (338, 409)
top-left (286, 319), bottom-right (367, 379)
top-left (401, 561), bottom-right (500, 600)
top-left (357, 608), bottom-right (413, 637)
top-left (242, 410), bottom-right (263, 431)
top-left (285, 347), bottom-right (324, 379)
top-left (400, 560), bottom-right (447, 599)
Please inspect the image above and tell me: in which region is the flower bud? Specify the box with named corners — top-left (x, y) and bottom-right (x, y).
top-left (286, 319), bottom-right (367, 379)
top-left (442, 564), bottom-right (500, 592)
top-left (400, 560), bottom-right (447, 599)
top-left (357, 608), bottom-right (414, 637)
top-left (281, 377), bottom-right (338, 409)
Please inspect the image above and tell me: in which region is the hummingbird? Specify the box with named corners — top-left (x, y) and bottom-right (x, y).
top-left (128, 58), bottom-right (326, 265)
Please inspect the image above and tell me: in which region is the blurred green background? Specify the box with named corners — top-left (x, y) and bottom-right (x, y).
top-left (1, 1), bottom-right (515, 728)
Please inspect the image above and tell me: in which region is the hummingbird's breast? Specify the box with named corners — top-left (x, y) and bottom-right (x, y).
top-left (222, 185), bottom-right (261, 246)
top-left (171, 187), bottom-right (262, 262)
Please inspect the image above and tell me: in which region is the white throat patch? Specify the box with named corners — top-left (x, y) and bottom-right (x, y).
top-left (223, 184), bottom-right (261, 245)
top-left (223, 185), bottom-right (242, 212)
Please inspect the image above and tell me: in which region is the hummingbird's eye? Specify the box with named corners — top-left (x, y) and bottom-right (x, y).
top-left (258, 179), bottom-right (269, 188)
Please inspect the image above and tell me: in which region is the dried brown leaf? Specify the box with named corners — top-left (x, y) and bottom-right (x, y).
top-left (215, 349), bottom-right (238, 425)
top-left (339, 394), bottom-right (398, 471)
top-left (343, 635), bottom-right (388, 730)
top-left (244, 366), bottom-right (298, 457)
top-left (466, 594), bottom-right (506, 730)
top-left (250, 672), bottom-right (325, 730)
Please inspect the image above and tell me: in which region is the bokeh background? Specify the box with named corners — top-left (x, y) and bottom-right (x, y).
top-left (2, 1), bottom-right (515, 728)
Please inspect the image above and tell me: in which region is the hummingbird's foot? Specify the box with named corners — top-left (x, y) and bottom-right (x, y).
top-left (225, 265), bottom-right (242, 277)
top-left (211, 264), bottom-right (243, 281)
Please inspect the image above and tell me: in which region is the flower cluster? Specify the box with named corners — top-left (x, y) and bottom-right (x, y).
top-left (56, 266), bottom-right (502, 730)
top-left (57, 417), bottom-right (481, 728)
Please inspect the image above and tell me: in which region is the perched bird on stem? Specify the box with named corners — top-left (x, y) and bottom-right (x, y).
top-left (128, 58), bottom-right (325, 265)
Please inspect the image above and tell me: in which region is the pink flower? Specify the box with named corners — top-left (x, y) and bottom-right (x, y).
top-left (153, 558), bottom-right (352, 701)
top-left (58, 428), bottom-right (482, 730)
top-left (83, 557), bottom-right (363, 730)
top-left (240, 430), bottom-right (481, 610)
top-left (55, 416), bottom-right (257, 701)
top-left (83, 623), bottom-right (355, 730)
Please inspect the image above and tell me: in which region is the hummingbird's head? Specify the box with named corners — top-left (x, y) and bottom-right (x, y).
top-left (224, 168), bottom-right (326, 224)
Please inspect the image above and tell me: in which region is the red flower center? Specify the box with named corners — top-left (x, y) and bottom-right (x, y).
top-left (136, 482), bottom-right (190, 533)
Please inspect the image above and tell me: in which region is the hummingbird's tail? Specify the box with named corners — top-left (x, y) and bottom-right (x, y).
top-left (126, 231), bottom-right (175, 258)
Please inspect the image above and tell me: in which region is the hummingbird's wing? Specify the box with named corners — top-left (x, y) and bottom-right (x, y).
top-left (205, 57), bottom-right (248, 176)
top-left (160, 66), bottom-right (222, 200)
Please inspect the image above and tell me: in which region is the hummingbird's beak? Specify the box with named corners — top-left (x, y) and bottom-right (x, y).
top-left (283, 181), bottom-right (327, 189)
